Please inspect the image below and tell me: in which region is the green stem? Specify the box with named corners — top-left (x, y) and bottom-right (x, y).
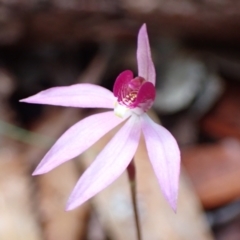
top-left (127, 160), bottom-right (142, 240)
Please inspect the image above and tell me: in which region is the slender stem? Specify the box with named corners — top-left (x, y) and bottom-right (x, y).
top-left (0, 119), bottom-right (54, 148)
top-left (127, 161), bottom-right (142, 240)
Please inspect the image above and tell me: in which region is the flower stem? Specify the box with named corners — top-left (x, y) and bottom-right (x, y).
top-left (127, 160), bottom-right (142, 240)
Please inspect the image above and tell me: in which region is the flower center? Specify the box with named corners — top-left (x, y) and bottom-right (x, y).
top-left (119, 77), bottom-right (145, 107)
top-left (113, 70), bottom-right (156, 118)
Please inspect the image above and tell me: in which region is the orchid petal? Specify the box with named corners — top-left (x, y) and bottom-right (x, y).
top-left (137, 24), bottom-right (156, 85)
top-left (66, 115), bottom-right (141, 210)
top-left (20, 84), bottom-right (115, 109)
top-left (113, 70), bottom-right (133, 97)
top-left (33, 111), bottom-right (125, 175)
top-left (132, 81), bottom-right (156, 111)
top-left (141, 114), bottom-right (180, 211)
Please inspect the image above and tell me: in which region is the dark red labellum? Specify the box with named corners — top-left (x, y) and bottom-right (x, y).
top-left (113, 70), bottom-right (155, 112)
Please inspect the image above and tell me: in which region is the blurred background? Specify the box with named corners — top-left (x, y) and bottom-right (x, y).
top-left (1, 0), bottom-right (240, 239)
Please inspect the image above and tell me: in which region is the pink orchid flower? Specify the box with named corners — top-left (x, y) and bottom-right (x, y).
top-left (20, 24), bottom-right (180, 211)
